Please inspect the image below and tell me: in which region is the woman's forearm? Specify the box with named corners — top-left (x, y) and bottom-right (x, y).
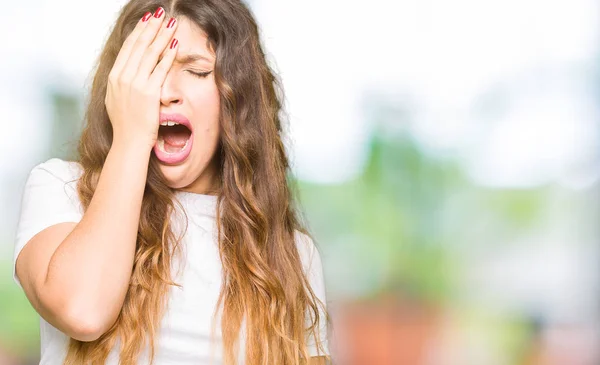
top-left (42, 141), bottom-right (152, 336)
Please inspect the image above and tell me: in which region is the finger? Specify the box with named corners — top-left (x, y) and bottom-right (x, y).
top-left (137, 18), bottom-right (178, 79)
top-left (121, 7), bottom-right (167, 81)
top-left (148, 38), bottom-right (179, 88)
top-left (110, 11), bottom-right (153, 78)
top-left (136, 17), bottom-right (178, 79)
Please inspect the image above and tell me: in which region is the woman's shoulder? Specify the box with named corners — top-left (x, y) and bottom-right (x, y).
top-left (293, 229), bottom-right (323, 272)
top-left (29, 157), bottom-right (83, 184)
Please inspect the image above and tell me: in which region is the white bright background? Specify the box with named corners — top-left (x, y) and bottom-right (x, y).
top-left (4, 0), bottom-right (597, 188)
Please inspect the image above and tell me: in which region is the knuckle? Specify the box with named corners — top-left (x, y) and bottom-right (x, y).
top-left (147, 43), bottom-right (161, 55)
top-left (131, 79), bottom-right (145, 92)
top-left (108, 72), bottom-right (118, 85)
top-left (137, 33), bottom-right (153, 45)
top-left (142, 89), bottom-right (155, 98)
top-left (118, 73), bottom-right (133, 87)
top-left (153, 62), bottom-right (166, 74)
top-left (139, 88), bottom-right (156, 100)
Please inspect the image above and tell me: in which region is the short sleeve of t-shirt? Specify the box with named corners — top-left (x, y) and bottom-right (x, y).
top-left (13, 158), bottom-right (84, 289)
top-left (295, 231), bottom-right (330, 358)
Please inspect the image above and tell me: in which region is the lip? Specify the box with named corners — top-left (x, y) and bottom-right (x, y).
top-left (159, 112), bottom-right (193, 132)
top-left (154, 112), bottom-right (194, 165)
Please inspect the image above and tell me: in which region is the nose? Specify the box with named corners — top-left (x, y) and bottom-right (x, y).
top-left (160, 69), bottom-right (182, 106)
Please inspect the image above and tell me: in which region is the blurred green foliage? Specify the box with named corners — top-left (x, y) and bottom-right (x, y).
top-left (0, 261), bottom-right (40, 358)
top-left (297, 128), bottom-right (462, 304)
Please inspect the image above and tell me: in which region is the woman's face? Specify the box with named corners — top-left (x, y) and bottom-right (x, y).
top-left (154, 16), bottom-right (221, 194)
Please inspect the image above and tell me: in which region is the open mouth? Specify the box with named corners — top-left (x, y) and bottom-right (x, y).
top-left (156, 123), bottom-right (192, 153)
top-left (153, 120), bottom-right (194, 165)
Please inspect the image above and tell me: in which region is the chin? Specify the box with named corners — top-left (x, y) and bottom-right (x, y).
top-left (157, 162), bottom-right (194, 189)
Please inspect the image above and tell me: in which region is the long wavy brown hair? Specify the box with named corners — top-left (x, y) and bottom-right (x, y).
top-left (65, 0), bottom-right (329, 364)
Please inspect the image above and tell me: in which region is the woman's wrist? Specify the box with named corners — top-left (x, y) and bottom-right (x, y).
top-left (109, 139), bottom-right (155, 166)
top-left (111, 135), bottom-right (156, 155)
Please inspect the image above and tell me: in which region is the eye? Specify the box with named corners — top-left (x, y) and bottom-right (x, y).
top-left (187, 70), bottom-right (213, 78)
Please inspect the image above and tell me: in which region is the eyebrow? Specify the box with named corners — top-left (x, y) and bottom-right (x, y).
top-left (175, 53), bottom-right (213, 64)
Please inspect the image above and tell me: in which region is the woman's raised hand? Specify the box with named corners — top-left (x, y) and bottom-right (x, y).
top-left (105, 7), bottom-right (179, 151)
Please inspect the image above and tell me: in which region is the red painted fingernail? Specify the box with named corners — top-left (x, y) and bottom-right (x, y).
top-left (170, 38), bottom-right (178, 49)
top-left (167, 18), bottom-right (176, 28)
top-left (141, 12), bottom-right (152, 22)
top-left (153, 7), bottom-right (164, 18)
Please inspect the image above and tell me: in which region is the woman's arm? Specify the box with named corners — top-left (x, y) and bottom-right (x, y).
top-left (15, 9), bottom-right (179, 342)
top-left (16, 143), bottom-right (151, 342)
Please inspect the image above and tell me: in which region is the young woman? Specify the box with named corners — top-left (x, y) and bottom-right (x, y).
top-left (12, 1), bottom-right (330, 364)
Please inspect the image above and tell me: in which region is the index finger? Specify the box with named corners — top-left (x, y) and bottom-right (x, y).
top-left (110, 11), bottom-right (153, 78)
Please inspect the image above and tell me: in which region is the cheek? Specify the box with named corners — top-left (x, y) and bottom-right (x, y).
top-left (189, 84), bottom-right (220, 116)
top-left (190, 87), bottom-right (220, 145)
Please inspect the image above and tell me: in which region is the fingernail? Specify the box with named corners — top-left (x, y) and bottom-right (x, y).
top-left (167, 18), bottom-right (176, 29)
top-left (153, 7), bottom-right (164, 18)
top-left (170, 38), bottom-right (178, 49)
top-left (141, 12), bottom-right (152, 22)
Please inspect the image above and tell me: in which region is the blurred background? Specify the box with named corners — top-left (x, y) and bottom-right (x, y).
top-left (1, 0), bottom-right (599, 364)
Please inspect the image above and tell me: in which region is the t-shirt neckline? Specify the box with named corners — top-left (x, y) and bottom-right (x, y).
top-left (174, 190), bottom-right (218, 217)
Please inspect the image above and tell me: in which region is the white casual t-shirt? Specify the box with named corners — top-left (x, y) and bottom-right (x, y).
top-left (13, 158), bottom-right (329, 364)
